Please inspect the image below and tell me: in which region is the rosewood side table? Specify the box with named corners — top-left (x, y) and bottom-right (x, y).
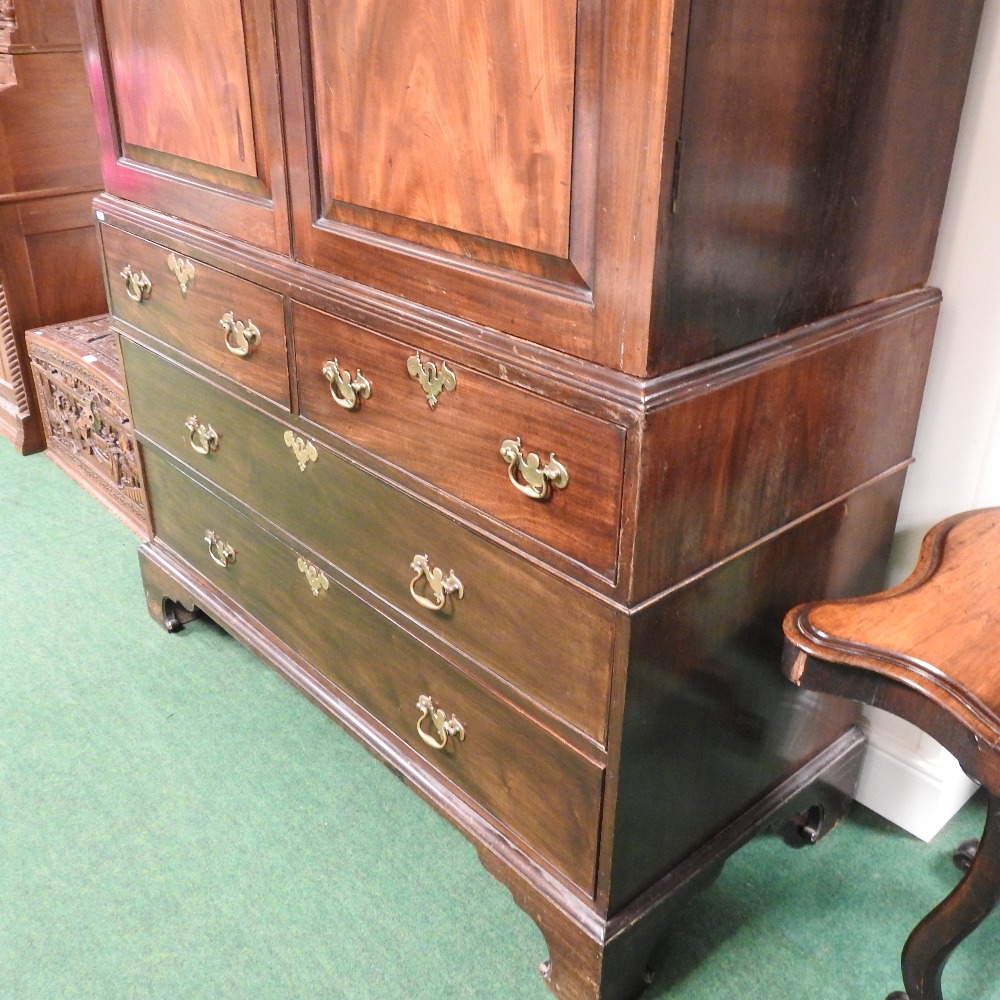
top-left (782, 508), bottom-right (1000, 1000)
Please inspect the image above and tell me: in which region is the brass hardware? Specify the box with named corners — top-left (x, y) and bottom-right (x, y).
top-left (204, 530), bottom-right (236, 568)
top-left (406, 352), bottom-right (456, 408)
top-left (415, 694), bottom-right (465, 750)
top-left (283, 429), bottom-right (317, 471)
top-left (220, 311), bottom-right (262, 358)
top-left (120, 264), bottom-right (152, 303)
top-left (409, 554), bottom-right (464, 612)
top-left (296, 556), bottom-right (329, 596)
top-left (321, 358), bottom-right (370, 410)
top-left (185, 415), bottom-right (219, 455)
top-left (499, 437), bottom-right (569, 501)
top-left (167, 253), bottom-right (195, 296)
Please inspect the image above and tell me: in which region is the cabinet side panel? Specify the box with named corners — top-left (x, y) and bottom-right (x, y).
top-left (656, 0), bottom-right (983, 370)
top-left (631, 293), bottom-right (938, 601)
top-left (606, 475), bottom-right (905, 910)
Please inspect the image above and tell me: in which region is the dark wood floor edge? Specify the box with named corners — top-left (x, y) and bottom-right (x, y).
top-left (604, 725), bottom-right (867, 943)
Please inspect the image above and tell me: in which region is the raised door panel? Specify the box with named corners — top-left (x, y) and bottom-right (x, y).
top-left (103, 0), bottom-right (259, 182)
top-left (281, 0), bottom-right (683, 373)
top-left (78, 0), bottom-right (288, 252)
top-left (316, 1), bottom-right (575, 259)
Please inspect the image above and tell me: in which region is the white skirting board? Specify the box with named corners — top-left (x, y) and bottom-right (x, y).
top-left (854, 707), bottom-right (980, 842)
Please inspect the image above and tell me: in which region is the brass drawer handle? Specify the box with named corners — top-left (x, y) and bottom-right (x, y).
top-left (167, 253), bottom-right (195, 296)
top-left (204, 530), bottom-right (236, 568)
top-left (120, 264), bottom-right (152, 303)
top-left (499, 437), bottom-right (569, 501)
top-left (322, 358), bottom-right (371, 410)
top-left (220, 311), bottom-right (262, 358)
top-left (185, 415), bottom-right (219, 455)
top-left (409, 554), bottom-right (464, 612)
top-left (296, 556), bottom-right (329, 596)
top-left (283, 430), bottom-right (317, 471)
top-left (406, 352), bottom-right (456, 408)
top-left (416, 694), bottom-right (465, 751)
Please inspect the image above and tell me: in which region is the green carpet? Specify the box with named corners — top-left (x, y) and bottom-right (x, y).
top-left (0, 440), bottom-right (996, 1000)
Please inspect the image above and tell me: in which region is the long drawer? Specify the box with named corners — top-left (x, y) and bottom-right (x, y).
top-left (143, 445), bottom-right (604, 893)
top-left (122, 338), bottom-right (616, 743)
top-left (101, 225), bottom-right (290, 407)
top-left (292, 301), bottom-right (627, 579)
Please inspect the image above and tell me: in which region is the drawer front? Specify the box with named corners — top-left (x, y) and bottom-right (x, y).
top-left (292, 302), bottom-right (626, 578)
top-left (102, 225), bottom-right (289, 406)
top-left (123, 339), bottom-right (615, 743)
top-left (143, 447), bottom-right (603, 893)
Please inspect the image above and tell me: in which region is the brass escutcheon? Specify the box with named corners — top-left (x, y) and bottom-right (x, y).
top-left (283, 430), bottom-right (318, 471)
top-left (321, 358), bottom-right (370, 410)
top-left (409, 554), bottom-right (464, 612)
top-left (415, 694), bottom-right (465, 751)
top-left (499, 437), bottom-right (569, 501)
top-left (185, 415), bottom-right (219, 455)
top-left (204, 530), bottom-right (236, 568)
top-left (406, 352), bottom-right (456, 408)
top-left (167, 253), bottom-right (196, 296)
top-left (296, 556), bottom-right (329, 596)
top-left (220, 311), bottom-right (261, 358)
top-left (120, 264), bottom-right (152, 303)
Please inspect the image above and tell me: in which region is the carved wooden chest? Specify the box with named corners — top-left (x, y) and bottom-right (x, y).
top-left (26, 314), bottom-right (147, 535)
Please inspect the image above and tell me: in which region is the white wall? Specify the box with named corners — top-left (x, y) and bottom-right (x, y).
top-left (892, 0), bottom-right (1000, 567)
top-left (856, 0), bottom-right (1000, 840)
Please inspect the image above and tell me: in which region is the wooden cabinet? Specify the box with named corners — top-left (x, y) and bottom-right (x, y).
top-left (78, 2), bottom-right (984, 997)
top-left (0, 0), bottom-right (106, 453)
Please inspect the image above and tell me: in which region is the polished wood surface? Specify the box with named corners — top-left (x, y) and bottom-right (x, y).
top-left (630, 291), bottom-right (939, 600)
top-left (102, 0), bottom-right (258, 179)
top-left (0, 0), bottom-right (104, 453)
top-left (75, 0), bottom-right (288, 251)
top-left (785, 510), bottom-right (1000, 756)
top-left (143, 444), bottom-right (606, 893)
top-left (102, 225), bottom-right (289, 406)
top-left (314, 0), bottom-right (576, 257)
top-left (659, 0), bottom-right (984, 370)
top-left (784, 509), bottom-right (1000, 1000)
top-left (293, 301), bottom-right (626, 577)
top-left (122, 338), bottom-right (617, 745)
top-left (281, 0), bottom-right (676, 370)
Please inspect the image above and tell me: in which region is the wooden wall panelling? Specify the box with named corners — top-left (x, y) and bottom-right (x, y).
top-left (0, 0), bottom-right (105, 453)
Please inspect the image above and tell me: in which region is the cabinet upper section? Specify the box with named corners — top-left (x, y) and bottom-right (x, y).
top-left (76, 0), bottom-right (984, 377)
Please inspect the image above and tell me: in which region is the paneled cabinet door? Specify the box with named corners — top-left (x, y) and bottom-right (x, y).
top-left (279, 0), bottom-right (682, 375)
top-left (78, 0), bottom-right (288, 253)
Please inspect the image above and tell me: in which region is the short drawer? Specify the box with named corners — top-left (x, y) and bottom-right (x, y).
top-left (101, 225), bottom-right (289, 406)
top-left (292, 302), bottom-right (626, 579)
top-left (123, 338), bottom-right (616, 743)
top-left (144, 446), bottom-right (604, 893)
